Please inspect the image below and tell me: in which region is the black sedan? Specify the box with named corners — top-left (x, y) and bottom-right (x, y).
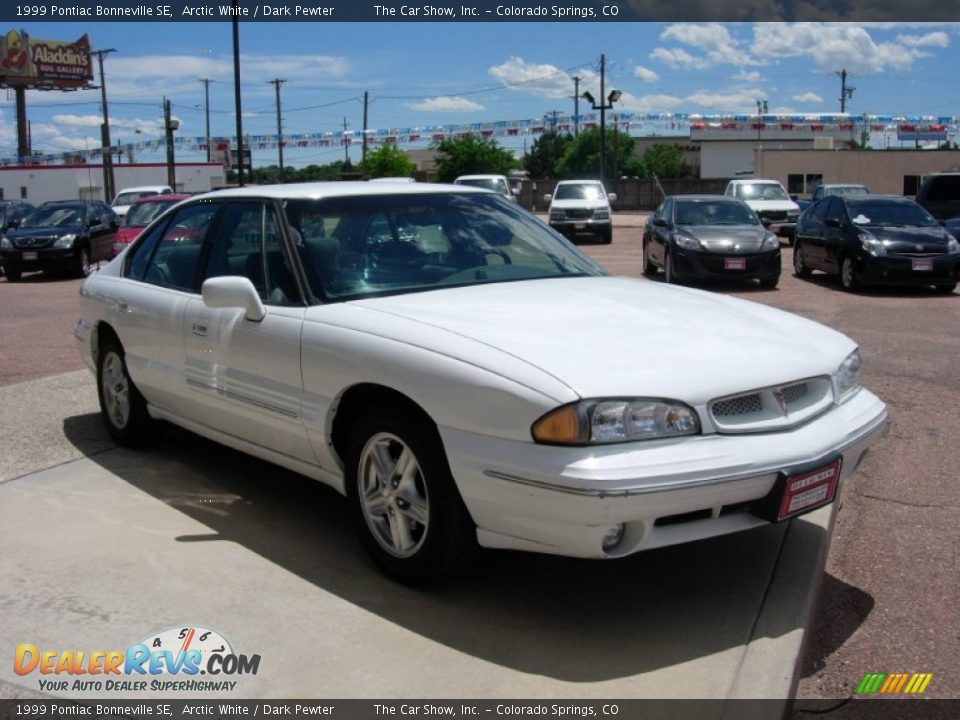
top-left (0, 200), bottom-right (118, 281)
top-left (793, 195), bottom-right (959, 293)
top-left (642, 195), bottom-right (781, 288)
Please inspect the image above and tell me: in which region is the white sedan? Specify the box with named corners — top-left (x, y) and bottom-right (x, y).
top-left (76, 183), bottom-right (887, 583)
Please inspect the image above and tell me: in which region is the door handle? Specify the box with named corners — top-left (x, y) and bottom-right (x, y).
top-left (191, 322), bottom-right (208, 337)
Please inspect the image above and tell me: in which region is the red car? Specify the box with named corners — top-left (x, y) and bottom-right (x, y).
top-left (112, 194), bottom-right (191, 257)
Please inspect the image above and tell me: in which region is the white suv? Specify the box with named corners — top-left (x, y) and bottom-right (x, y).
top-left (546, 180), bottom-right (616, 244)
top-left (724, 179), bottom-right (800, 243)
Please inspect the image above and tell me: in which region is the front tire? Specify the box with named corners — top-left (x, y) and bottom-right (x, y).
top-left (664, 251), bottom-right (680, 284)
top-left (642, 242), bottom-right (657, 277)
top-left (346, 405), bottom-right (478, 584)
top-left (97, 337), bottom-right (154, 447)
top-left (600, 227), bottom-right (612, 244)
top-left (935, 282), bottom-right (956, 294)
top-left (3, 266), bottom-right (22, 282)
top-left (840, 255), bottom-right (861, 292)
top-left (75, 246), bottom-right (92, 278)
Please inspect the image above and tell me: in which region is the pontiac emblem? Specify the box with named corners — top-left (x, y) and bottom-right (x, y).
top-left (916, 244), bottom-right (924, 252)
top-left (773, 389), bottom-right (789, 416)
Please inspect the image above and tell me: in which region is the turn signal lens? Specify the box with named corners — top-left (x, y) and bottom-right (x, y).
top-left (532, 405), bottom-right (583, 444)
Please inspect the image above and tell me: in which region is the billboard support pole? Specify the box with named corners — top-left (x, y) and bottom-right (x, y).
top-left (15, 87), bottom-right (29, 162)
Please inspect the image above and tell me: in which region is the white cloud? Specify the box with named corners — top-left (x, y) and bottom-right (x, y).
top-left (407, 96), bottom-right (485, 112)
top-left (751, 23), bottom-right (935, 73)
top-left (52, 114), bottom-right (166, 136)
top-left (661, 23), bottom-right (755, 66)
top-left (649, 47), bottom-right (711, 71)
top-left (617, 92), bottom-right (684, 112)
top-left (733, 70), bottom-right (763, 82)
top-left (686, 88), bottom-right (766, 112)
top-left (633, 66), bottom-right (660, 84)
top-left (792, 92), bottom-right (823, 103)
top-left (488, 57), bottom-right (585, 99)
top-left (896, 32), bottom-right (950, 48)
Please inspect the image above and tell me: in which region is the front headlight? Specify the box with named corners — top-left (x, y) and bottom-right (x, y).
top-left (833, 349), bottom-right (863, 403)
top-left (532, 398), bottom-right (701, 445)
top-left (760, 232), bottom-right (780, 251)
top-left (593, 209), bottom-right (610, 220)
top-left (858, 232), bottom-right (886, 257)
top-left (0, 236), bottom-right (11, 250)
top-left (53, 233), bottom-right (77, 249)
top-left (946, 237), bottom-right (960, 254)
top-left (673, 233), bottom-right (702, 251)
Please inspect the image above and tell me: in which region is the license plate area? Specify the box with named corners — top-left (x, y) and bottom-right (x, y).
top-left (22, 251), bottom-right (38, 261)
top-left (574, 223), bottom-right (586, 230)
top-left (750, 456), bottom-right (842, 523)
top-left (912, 258), bottom-right (933, 272)
top-left (724, 257), bottom-right (746, 270)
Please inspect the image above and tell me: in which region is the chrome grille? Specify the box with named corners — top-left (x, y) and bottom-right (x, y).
top-left (712, 393), bottom-right (763, 417)
top-left (565, 208), bottom-right (594, 220)
top-left (709, 377), bottom-right (834, 433)
top-left (13, 236), bottom-right (56, 249)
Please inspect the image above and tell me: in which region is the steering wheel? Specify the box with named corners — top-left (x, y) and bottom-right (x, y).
top-left (482, 249), bottom-right (512, 265)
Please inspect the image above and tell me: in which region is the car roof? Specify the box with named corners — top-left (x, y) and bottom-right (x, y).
top-left (455, 174), bottom-right (507, 180)
top-left (131, 193), bottom-right (192, 204)
top-left (194, 181), bottom-right (489, 201)
top-left (555, 179), bottom-right (604, 185)
top-left (729, 179), bottom-right (781, 184)
top-left (116, 185), bottom-right (171, 192)
top-left (835, 194), bottom-right (914, 204)
top-left (671, 194), bottom-right (742, 202)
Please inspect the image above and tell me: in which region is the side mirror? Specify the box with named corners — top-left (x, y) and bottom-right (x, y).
top-left (789, 194), bottom-right (799, 201)
top-left (652, 217), bottom-right (668, 227)
top-left (608, 193), bottom-right (618, 203)
top-left (543, 193), bottom-right (553, 203)
top-left (511, 187), bottom-right (519, 196)
top-left (87, 218), bottom-right (102, 229)
top-left (202, 276), bottom-right (265, 322)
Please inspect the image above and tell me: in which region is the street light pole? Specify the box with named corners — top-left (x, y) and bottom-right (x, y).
top-left (199, 78), bottom-right (213, 163)
top-left (581, 56), bottom-right (620, 188)
top-left (755, 98), bottom-right (767, 176)
top-left (93, 48), bottom-right (116, 202)
top-left (269, 78), bottom-right (286, 181)
top-left (231, 5), bottom-right (245, 186)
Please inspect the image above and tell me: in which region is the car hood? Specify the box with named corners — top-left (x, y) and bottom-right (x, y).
top-left (550, 199), bottom-right (609, 210)
top-left (6, 224), bottom-right (82, 239)
top-left (743, 199), bottom-right (801, 212)
top-left (328, 276), bottom-right (854, 403)
top-left (865, 225), bottom-right (952, 250)
top-left (679, 225), bottom-right (770, 252)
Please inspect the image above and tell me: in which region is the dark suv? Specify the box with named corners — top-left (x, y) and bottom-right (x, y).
top-left (0, 200), bottom-right (118, 281)
top-left (915, 172), bottom-right (960, 222)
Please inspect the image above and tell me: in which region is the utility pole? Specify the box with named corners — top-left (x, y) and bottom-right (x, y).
top-left (231, 4), bottom-right (245, 186)
top-left (837, 69), bottom-right (855, 113)
top-left (268, 78), bottom-right (286, 181)
top-left (755, 98), bottom-right (768, 176)
top-left (199, 78), bottom-right (213, 162)
top-left (599, 54), bottom-right (606, 185)
top-left (163, 97), bottom-right (176, 189)
top-left (342, 116), bottom-right (350, 165)
top-left (545, 110), bottom-right (561, 133)
top-left (93, 48), bottom-right (117, 202)
top-left (362, 90), bottom-right (369, 168)
top-left (571, 76), bottom-right (580, 137)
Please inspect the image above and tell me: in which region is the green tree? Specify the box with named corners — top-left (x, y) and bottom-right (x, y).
top-left (641, 143), bottom-right (688, 180)
top-left (363, 143), bottom-right (415, 179)
top-left (433, 135), bottom-right (517, 182)
top-left (556, 127), bottom-right (644, 181)
top-left (523, 132), bottom-right (573, 179)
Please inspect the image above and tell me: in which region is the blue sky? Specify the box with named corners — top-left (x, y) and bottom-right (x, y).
top-left (3, 21), bottom-right (960, 166)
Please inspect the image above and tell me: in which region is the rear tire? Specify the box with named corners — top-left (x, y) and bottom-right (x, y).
top-left (97, 336), bottom-right (154, 447)
top-left (793, 243), bottom-right (812, 278)
top-left (346, 404), bottom-right (478, 584)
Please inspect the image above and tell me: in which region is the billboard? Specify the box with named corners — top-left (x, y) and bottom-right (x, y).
top-left (0, 30), bottom-right (93, 88)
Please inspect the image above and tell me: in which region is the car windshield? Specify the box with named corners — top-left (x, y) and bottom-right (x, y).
top-left (455, 178), bottom-right (504, 193)
top-left (676, 200), bottom-right (759, 226)
top-left (124, 199), bottom-right (177, 227)
top-left (847, 200), bottom-right (939, 228)
top-left (284, 192), bottom-right (605, 301)
top-left (735, 183), bottom-right (789, 201)
top-left (554, 183), bottom-right (604, 200)
top-left (114, 191), bottom-right (160, 205)
top-left (22, 205), bottom-right (83, 227)
top-left (826, 185), bottom-right (869, 197)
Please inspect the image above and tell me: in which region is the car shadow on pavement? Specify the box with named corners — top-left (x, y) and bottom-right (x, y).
top-left (63, 413), bottom-right (825, 683)
top-left (793, 273), bottom-right (957, 298)
top-left (797, 573), bottom-right (874, 679)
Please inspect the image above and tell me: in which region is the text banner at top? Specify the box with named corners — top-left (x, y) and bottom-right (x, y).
top-left (0, 0), bottom-right (956, 23)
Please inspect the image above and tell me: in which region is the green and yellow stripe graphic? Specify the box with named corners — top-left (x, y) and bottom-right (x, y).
top-left (856, 672), bottom-right (933, 695)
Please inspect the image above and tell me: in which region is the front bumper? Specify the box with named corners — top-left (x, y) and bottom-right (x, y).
top-left (856, 253), bottom-right (958, 287)
top-left (549, 219), bottom-right (611, 239)
top-left (441, 388), bottom-right (886, 559)
top-left (673, 247), bottom-right (781, 282)
top-left (1, 246), bottom-right (79, 272)
top-left (760, 220), bottom-right (797, 238)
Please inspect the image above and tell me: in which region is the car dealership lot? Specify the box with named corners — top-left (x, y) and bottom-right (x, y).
top-left (1, 217), bottom-right (958, 701)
